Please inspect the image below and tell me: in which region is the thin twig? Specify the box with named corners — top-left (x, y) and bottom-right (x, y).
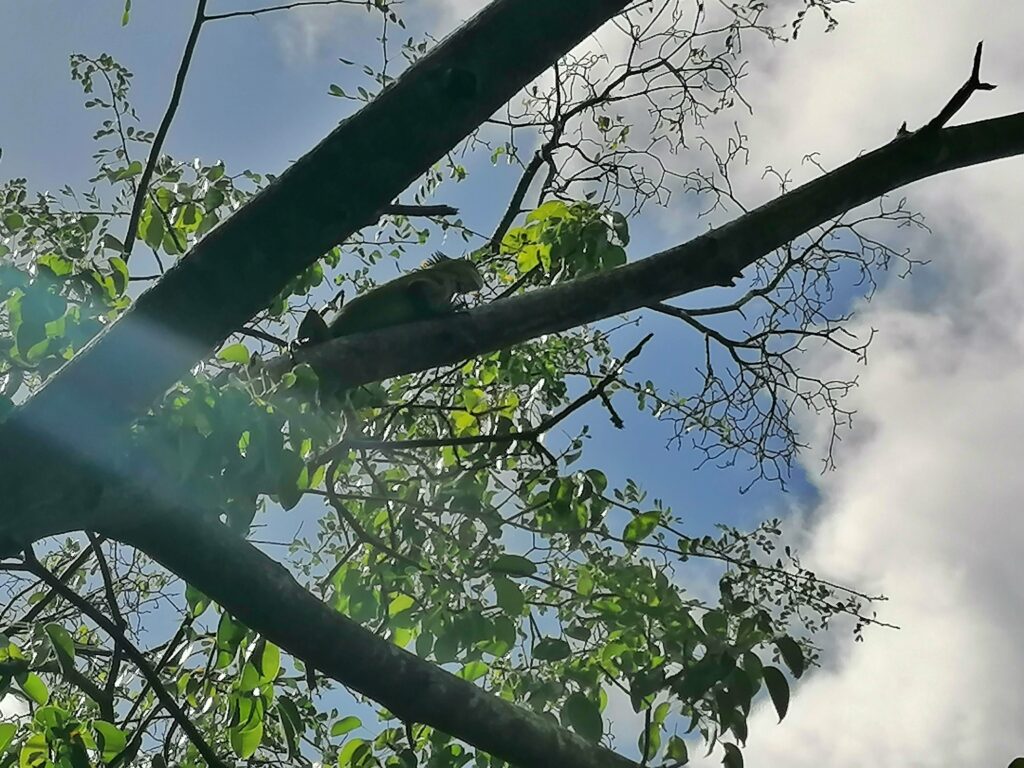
top-left (23, 548), bottom-right (230, 768)
top-left (204, 0), bottom-right (368, 21)
top-left (325, 460), bottom-right (422, 568)
top-left (317, 333), bottom-right (653, 461)
top-left (238, 326), bottom-right (289, 347)
top-left (1, 537), bottom-right (104, 635)
top-left (87, 533), bottom-right (125, 721)
top-left (382, 203), bottom-right (458, 218)
top-left (123, 0), bottom-right (208, 261)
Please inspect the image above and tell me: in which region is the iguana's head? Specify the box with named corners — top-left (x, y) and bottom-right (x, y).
top-left (423, 253), bottom-right (485, 295)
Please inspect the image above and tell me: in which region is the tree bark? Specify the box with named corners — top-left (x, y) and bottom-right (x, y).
top-left (0, 0), bottom-right (630, 544)
top-left (275, 112), bottom-right (1024, 389)
top-left (1, 9), bottom-right (1021, 766)
top-left (103, 504), bottom-right (639, 768)
top-left (3, 111), bottom-right (1020, 767)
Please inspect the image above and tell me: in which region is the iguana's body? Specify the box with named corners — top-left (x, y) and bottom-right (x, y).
top-left (298, 254), bottom-right (483, 344)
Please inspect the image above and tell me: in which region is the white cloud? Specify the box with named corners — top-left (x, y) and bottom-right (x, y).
top-left (0, 694), bottom-right (27, 719)
top-left (270, 2), bottom-right (399, 67)
top-left (702, 1), bottom-right (1024, 766)
top-left (271, 5), bottom-right (350, 66)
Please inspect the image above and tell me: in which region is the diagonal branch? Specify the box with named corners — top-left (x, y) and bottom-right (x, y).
top-left (123, 0), bottom-right (208, 261)
top-left (382, 203), bottom-right (459, 217)
top-left (100, 501), bottom-right (638, 768)
top-left (277, 111), bottom-right (1024, 391)
top-left (923, 41), bottom-right (997, 131)
top-left (204, 0), bottom-right (368, 21)
top-left (316, 333), bottom-right (652, 461)
top-left (0, 0), bottom-right (632, 545)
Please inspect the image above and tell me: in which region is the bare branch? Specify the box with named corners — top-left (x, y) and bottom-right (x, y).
top-left (204, 0), bottom-right (371, 21)
top-left (923, 41), bottom-right (997, 131)
top-left (276, 111), bottom-right (1024, 395)
top-left (123, 0), bottom-right (208, 261)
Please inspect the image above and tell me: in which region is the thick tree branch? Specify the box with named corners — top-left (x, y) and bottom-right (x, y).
top-left (100, 505), bottom-right (638, 768)
top-left (275, 112), bottom-right (1024, 389)
top-left (382, 203), bottom-right (459, 217)
top-left (0, 0), bottom-right (631, 545)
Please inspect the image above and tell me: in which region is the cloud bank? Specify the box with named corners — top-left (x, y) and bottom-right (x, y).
top-left (727, 2), bottom-right (1024, 766)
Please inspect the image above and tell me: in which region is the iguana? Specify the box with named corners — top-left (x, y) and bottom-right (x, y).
top-left (297, 253), bottom-right (484, 344)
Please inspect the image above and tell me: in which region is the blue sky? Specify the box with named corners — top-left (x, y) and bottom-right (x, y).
top-left (0, 0), bottom-right (816, 527)
top-left (4, 1), bottom-right (1024, 766)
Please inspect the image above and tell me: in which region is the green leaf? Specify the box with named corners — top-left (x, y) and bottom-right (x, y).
top-left (451, 409), bottom-right (476, 434)
top-left (388, 594), bottom-right (415, 617)
top-left (623, 511), bottom-right (660, 543)
top-left (238, 662), bottom-right (260, 693)
top-left (109, 257), bottom-right (129, 295)
top-left (101, 233), bottom-right (124, 252)
top-left (561, 692), bottom-right (602, 742)
top-left (330, 715), bottom-right (360, 737)
top-left (216, 612), bottom-right (247, 665)
top-left (516, 246), bottom-right (541, 273)
top-left (722, 742), bottom-right (744, 768)
top-left (203, 188), bottom-right (225, 210)
top-left (490, 554), bottom-right (536, 577)
top-left (36, 254), bottom-right (74, 277)
top-left (774, 636), bottom-right (805, 678)
top-left (675, 654), bottom-right (733, 701)
top-left (0, 723), bottom-right (17, 753)
top-left (458, 661), bottom-right (488, 681)
top-left (185, 584), bottom-right (210, 618)
top-left (275, 448), bottom-right (306, 511)
top-left (43, 624), bottom-right (75, 667)
top-left (3, 213), bottom-right (24, 231)
top-left (527, 200), bottom-right (570, 222)
top-left (666, 735), bottom-right (689, 764)
top-left (19, 732), bottom-right (46, 768)
top-left (254, 641), bottom-right (280, 682)
top-left (702, 610), bottom-right (727, 636)
top-left (277, 697), bottom-right (302, 758)
top-left (93, 720), bottom-right (127, 762)
top-left (585, 469), bottom-right (608, 495)
top-left (640, 715), bottom-right (661, 761)
top-left (492, 575), bottom-right (524, 615)
top-left (229, 719), bottom-right (263, 759)
top-left (121, 0), bottom-right (132, 25)
top-left (218, 343), bottom-right (250, 365)
top-left (338, 737), bottom-right (368, 766)
top-left (16, 672), bottom-right (48, 705)
top-left (533, 638), bottom-right (571, 662)
top-left (762, 666), bottom-right (790, 722)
